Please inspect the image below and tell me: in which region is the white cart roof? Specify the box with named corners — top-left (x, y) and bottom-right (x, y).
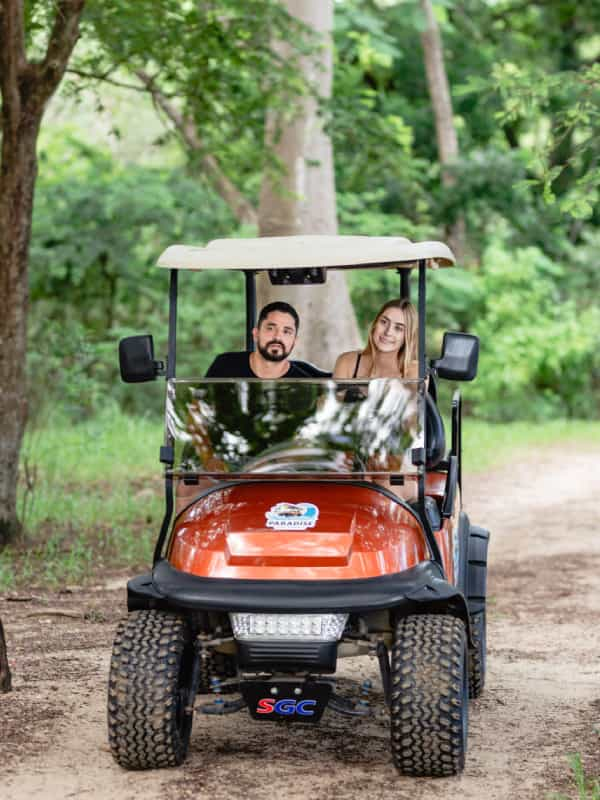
top-left (157, 235), bottom-right (455, 271)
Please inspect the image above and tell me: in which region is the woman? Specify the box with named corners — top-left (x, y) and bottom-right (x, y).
top-left (333, 298), bottom-right (418, 380)
top-left (333, 298), bottom-right (420, 500)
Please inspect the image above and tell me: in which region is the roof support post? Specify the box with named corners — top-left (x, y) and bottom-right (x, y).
top-left (399, 268), bottom-right (410, 301)
top-left (245, 270), bottom-right (256, 352)
top-left (418, 259), bottom-right (426, 381)
top-left (416, 258), bottom-right (444, 573)
top-left (167, 269), bottom-right (178, 379)
top-left (157, 269), bottom-right (179, 564)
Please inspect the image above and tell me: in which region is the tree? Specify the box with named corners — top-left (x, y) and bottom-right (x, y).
top-left (257, 0), bottom-right (361, 366)
top-left (0, 0), bottom-right (85, 547)
top-left (78, 1), bottom-right (311, 226)
top-left (418, 0), bottom-right (465, 259)
top-left (80, 1), bottom-right (362, 366)
top-left (0, 617), bottom-right (11, 692)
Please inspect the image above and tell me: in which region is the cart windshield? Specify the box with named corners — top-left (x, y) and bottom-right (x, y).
top-left (166, 378), bottom-right (424, 480)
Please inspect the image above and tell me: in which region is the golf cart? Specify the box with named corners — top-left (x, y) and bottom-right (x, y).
top-left (108, 235), bottom-right (490, 777)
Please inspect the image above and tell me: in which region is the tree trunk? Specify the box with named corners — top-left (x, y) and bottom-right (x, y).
top-left (419, 0), bottom-right (465, 260)
top-left (257, 0), bottom-right (361, 368)
top-left (0, 616), bottom-right (12, 692)
top-left (0, 0), bottom-right (85, 547)
top-left (0, 122), bottom-right (39, 546)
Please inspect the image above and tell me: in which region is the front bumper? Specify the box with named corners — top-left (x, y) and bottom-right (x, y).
top-left (128, 558), bottom-right (469, 621)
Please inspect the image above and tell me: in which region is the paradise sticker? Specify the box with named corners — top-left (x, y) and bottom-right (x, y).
top-left (265, 502), bottom-right (320, 531)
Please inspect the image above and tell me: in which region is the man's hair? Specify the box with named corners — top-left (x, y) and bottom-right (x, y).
top-left (257, 301), bottom-right (300, 332)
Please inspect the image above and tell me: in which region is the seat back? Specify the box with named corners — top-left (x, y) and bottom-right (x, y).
top-left (425, 393), bottom-right (446, 468)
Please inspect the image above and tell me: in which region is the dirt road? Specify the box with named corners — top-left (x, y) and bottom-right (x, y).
top-left (2, 445), bottom-right (600, 799)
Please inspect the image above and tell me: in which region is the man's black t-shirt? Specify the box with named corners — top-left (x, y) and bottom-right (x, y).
top-left (205, 352), bottom-right (329, 378)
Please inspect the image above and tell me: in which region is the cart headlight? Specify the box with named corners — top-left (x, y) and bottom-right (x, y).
top-left (229, 613), bottom-right (348, 641)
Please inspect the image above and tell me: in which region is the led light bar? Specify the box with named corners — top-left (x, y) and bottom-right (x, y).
top-left (230, 613), bottom-right (348, 642)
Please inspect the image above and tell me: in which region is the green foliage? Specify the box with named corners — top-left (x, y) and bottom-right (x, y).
top-left (466, 241), bottom-right (600, 420)
top-left (29, 131), bottom-right (245, 420)
top-left (463, 61), bottom-right (600, 220)
top-left (22, 0), bottom-right (600, 428)
top-left (0, 407), bottom-right (161, 589)
top-left (71, 0), bottom-right (316, 196)
top-left (452, 2), bottom-right (600, 220)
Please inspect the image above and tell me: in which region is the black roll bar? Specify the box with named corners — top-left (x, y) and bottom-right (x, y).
top-left (451, 390), bottom-right (462, 493)
top-left (399, 268), bottom-right (410, 301)
top-left (417, 258), bottom-right (444, 573)
top-left (157, 269), bottom-right (179, 564)
top-left (245, 270), bottom-right (256, 351)
top-left (167, 269), bottom-right (178, 379)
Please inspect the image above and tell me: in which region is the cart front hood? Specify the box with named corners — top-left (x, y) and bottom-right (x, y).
top-left (167, 482), bottom-right (427, 580)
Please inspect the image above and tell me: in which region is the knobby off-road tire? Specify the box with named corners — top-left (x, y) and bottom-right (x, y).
top-left (391, 614), bottom-right (469, 777)
top-left (466, 525), bottom-right (490, 699)
top-left (468, 610), bottom-right (486, 699)
top-left (108, 610), bottom-right (194, 769)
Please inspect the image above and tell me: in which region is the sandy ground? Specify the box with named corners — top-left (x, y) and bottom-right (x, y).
top-left (1, 445), bottom-right (600, 800)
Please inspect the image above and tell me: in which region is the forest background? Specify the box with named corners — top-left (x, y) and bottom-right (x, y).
top-left (1, 0), bottom-right (600, 586)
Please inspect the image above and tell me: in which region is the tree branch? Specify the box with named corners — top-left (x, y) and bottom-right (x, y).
top-left (65, 67), bottom-right (149, 92)
top-left (33, 0), bottom-right (85, 107)
top-left (136, 69), bottom-right (258, 226)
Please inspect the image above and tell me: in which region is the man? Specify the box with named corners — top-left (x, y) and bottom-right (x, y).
top-left (205, 301), bottom-right (326, 378)
top-left (175, 302), bottom-right (325, 512)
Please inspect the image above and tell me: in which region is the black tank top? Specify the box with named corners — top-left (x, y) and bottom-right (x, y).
top-left (352, 353), bottom-right (362, 378)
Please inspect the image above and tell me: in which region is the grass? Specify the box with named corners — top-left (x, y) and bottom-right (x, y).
top-left (548, 754), bottom-right (600, 800)
top-left (1, 410), bottom-right (599, 591)
top-left (0, 408), bottom-right (162, 590)
top-left (463, 419), bottom-right (600, 473)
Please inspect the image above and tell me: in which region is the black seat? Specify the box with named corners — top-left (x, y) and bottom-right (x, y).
top-left (425, 393), bottom-right (446, 469)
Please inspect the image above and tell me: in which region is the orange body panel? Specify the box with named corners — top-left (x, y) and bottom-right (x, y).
top-left (426, 471), bottom-right (446, 501)
top-left (168, 483), bottom-right (431, 581)
top-left (435, 519), bottom-right (454, 584)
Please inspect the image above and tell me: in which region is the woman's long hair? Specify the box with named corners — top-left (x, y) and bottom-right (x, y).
top-left (362, 298), bottom-right (418, 377)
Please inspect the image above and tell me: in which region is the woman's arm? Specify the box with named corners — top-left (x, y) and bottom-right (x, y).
top-left (333, 351), bottom-right (358, 379)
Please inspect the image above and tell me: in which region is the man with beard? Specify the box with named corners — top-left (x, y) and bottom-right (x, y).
top-left (174, 302), bottom-right (326, 512)
top-left (205, 301), bottom-right (325, 378)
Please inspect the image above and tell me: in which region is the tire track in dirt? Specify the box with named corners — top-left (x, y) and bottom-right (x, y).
top-left (1, 444), bottom-right (599, 799)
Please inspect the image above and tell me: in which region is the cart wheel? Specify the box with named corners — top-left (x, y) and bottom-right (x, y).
top-left (108, 610), bottom-right (194, 769)
top-left (390, 614), bottom-right (468, 777)
top-left (468, 609), bottom-right (486, 698)
top-left (466, 525), bottom-right (489, 699)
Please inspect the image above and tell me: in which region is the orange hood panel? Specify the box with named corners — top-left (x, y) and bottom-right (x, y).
top-left (168, 482), bottom-right (428, 580)
top-left (226, 532), bottom-right (353, 567)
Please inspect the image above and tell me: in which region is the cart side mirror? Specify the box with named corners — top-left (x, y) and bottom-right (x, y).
top-left (119, 335), bottom-right (163, 383)
top-left (432, 332), bottom-right (479, 381)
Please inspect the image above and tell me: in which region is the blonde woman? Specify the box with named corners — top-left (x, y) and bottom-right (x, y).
top-left (333, 298), bottom-right (420, 500)
top-left (333, 298), bottom-right (419, 380)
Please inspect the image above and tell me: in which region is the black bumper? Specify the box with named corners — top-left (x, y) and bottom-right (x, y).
top-left (128, 559), bottom-right (469, 621)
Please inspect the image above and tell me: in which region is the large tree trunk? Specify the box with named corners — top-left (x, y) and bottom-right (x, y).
top-left (0, 617), bottom-right (12, 692)
top-left (0, 0), bottom-right (85, 547)
top-left (257, 0), bottom-right (361, 368)
top-left (419, 0), bottom-right (465, 260)
top-left (0, 123), bottom-right (38, 546)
